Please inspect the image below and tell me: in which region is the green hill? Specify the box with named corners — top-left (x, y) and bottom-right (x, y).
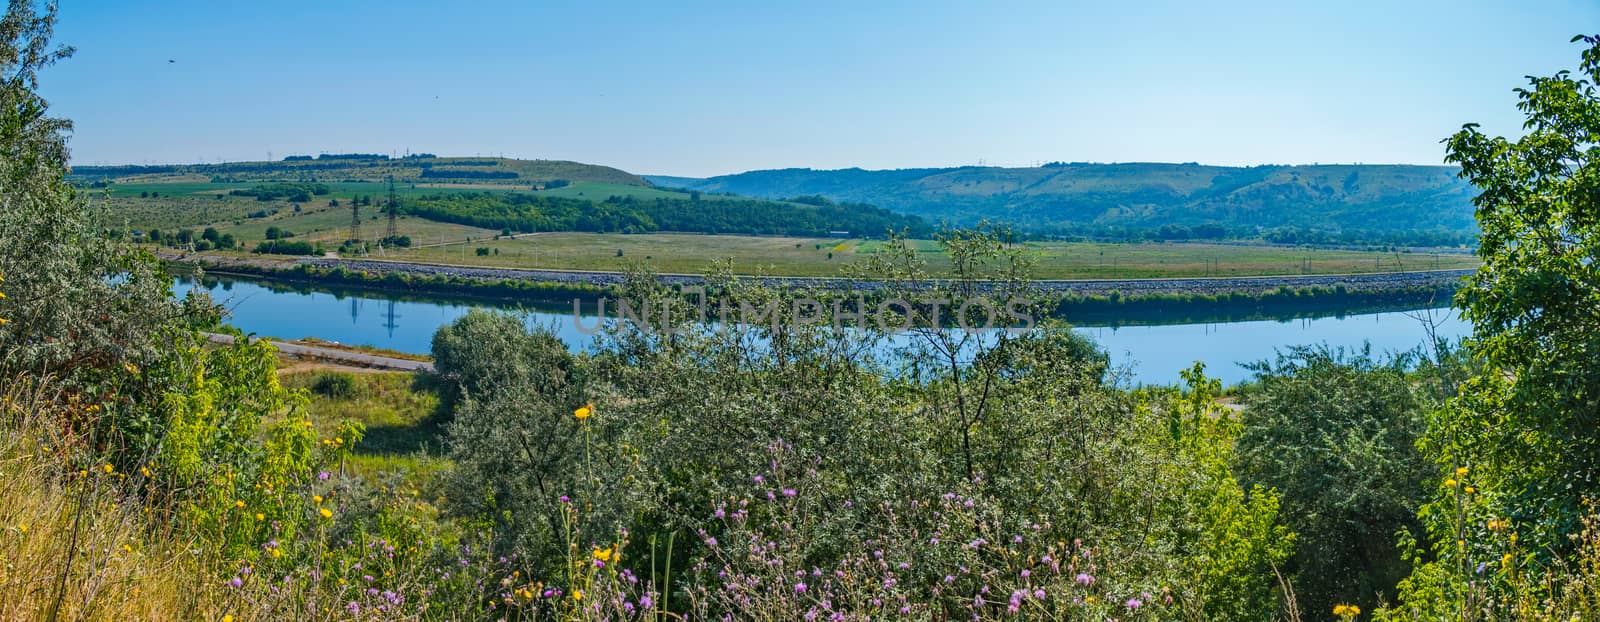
top-left (647, 163), bottom-right (1479, 245)
top-left (71, 155), bottom-right (648, 188)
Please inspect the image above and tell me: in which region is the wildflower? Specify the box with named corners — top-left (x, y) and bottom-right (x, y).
top-left (223, 616), bottom-right (233, 622)
top-left (235, 500), bottom-right (246, 508)
top-left (1074, 573), bottom-right (1094, 586)
top-left (593, 546), bottom-right (614, 562)
top-left (1334, 604), bottom-right (1362, 617)
top-left (313, 495), bottom-right (324, 504)
top-left (229, 577), bottom-right (243, 588)
top-left (1456, 466), bottom-right (1469, 477)
top-left (317, 471), bottom-right (330, 481)
top-left (320, 508), bottom-right (333, 519)
top-left (573, 589), bottom-right (584, 601)
top-left (1444, 478), bottom-right (1457, 488)
top-left (1465, 486), bottom-right (1477, 494)
top-left (255, 513), bottom-right (264, 521)
top-left (103, 464), bottom-right (114, 474)
top-left (574, 403), bottom-right (594, 420)
top-left (1125, 598), bottom-right (1142, 609)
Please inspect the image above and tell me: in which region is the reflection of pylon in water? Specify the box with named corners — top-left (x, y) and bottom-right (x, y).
top-left (381, 300), bottom-right (400, 338)
top-left (350, 297), bottom-right (361, 325)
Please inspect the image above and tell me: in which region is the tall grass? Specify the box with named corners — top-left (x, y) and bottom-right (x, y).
top-left (0, 379), bottom-right (218, 621)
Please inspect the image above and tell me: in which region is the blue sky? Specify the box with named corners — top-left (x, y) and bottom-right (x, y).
top-left (43, 0), bottom-right (1599, 176)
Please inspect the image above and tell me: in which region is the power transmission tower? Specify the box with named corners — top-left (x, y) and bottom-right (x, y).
top-left (385, 176), bottom-right (399, 240)
top-left (350, 196), bottom-right (361, 242)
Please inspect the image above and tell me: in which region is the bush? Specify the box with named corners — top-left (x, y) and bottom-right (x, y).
top-left (309, 371), bottom-right (362, 399)
top-left (252, 240), bottom-right (317, 255)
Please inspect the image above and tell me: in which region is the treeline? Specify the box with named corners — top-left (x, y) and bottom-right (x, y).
top-left (402, 192), bottom-right (932, 237)
top-left (418, 169), bottom-right (518, 180)
top-left (229, 182), bottom-right (331, 202)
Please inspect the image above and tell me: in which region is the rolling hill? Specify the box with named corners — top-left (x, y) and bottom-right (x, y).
top-left (71, 155), bottom-right (649, 188)
top-left (646, 163), bottom-right (1480, 244)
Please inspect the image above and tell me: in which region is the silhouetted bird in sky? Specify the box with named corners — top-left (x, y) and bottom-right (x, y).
top-left (167, 59), bottom-right (175, 63)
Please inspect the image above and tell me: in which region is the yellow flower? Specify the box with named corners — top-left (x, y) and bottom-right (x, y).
top-left (1333, 603), bottom-right (1361, 616)
top-left (1465, 486), bottom-right (1477, 494)
top-left (574, 403), bottom-right (594, 420)
top-left (1455, 466), bottom-right (1469, 477)
top-left (255, 513), bottom-right (264, 521)
top-left (313, 495), bottom-right (324, 504)
top-left (1503, 553), bottom-right (1514, 567)
top-left (223, 616), bottom-right (233, 622)
top-left (103, 464), bottom-right (114, 474)
top-left (235, 500), bottom-right (246, 508)
top-left (1444, 478), bottom-right (1457, 488)
top-left (17, 523), bottom-right (27, 533)
top-left (319, 508), bottom-right (333, 519)
top-left (573, 589), bottom-right (584, 601)
top-left (593, 546), bottom-right (613, 562)
top-left (122, 544), bottom-right (133, 553)
top-left (141, 467), bottom-right (151, 477)
top-left (271, 548), bottom-right (282, 558)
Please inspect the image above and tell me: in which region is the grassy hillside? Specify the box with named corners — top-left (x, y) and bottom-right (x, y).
top-left (71, 155), bottom-right (649, 188)
top-left (647, 163), bottom-right (1479, 244)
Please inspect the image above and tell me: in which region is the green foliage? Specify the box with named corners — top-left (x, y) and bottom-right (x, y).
top-left (1436, 33), bottom-right (1600, 558)
top-left (308, 371), bottom-right (363, 399)
top-left (402, 190), bottom-right (931, 238)
top-left (1236, 346), bottom-right (1430, 615)
top-left (229, 182), bottom-right (330, 202)
top-left (252, 239), bottom-right (318, 255)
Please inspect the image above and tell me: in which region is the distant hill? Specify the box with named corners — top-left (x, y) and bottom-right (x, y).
top-left (72, 156), bottom-right (649, 188)
top-left (647, 163), bottom-right (1480, 245)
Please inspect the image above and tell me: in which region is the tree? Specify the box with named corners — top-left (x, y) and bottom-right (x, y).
top-left (1441, 34), bottom-right (1600, 554)
top-left (0, 0), bottom-right (214, 431)
top-left (1235, 346), bottom-right (1429, 616)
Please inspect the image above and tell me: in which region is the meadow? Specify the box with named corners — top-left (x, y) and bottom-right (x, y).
top-left (386, 231), bottom-right (1477, 278)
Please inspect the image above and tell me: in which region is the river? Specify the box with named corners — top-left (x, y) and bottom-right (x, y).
top-left (174, 275), bottom-right (1471, 386)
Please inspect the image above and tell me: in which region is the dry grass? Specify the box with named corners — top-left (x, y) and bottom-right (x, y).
top-left (0, 380), bottom-right (221, 621)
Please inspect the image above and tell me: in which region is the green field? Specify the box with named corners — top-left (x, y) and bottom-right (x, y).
top-left (103, 178), bottom-right (1479, 279)
top-left (381, 232), bottom-right (1478, 279)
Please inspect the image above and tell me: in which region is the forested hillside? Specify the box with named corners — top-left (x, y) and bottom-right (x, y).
top-left (402, 191), bottom-right (931, 237)
top-left (650, 163), bottom-right (1478, 245)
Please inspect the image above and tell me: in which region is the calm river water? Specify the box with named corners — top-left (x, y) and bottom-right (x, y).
top-left (174, 275), bottom-right (1470, 386)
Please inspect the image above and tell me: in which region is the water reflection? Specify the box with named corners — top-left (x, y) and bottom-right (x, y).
top-left (174, 275), bottom-right (1470, 387)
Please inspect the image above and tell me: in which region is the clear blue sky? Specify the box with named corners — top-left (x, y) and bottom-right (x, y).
top-left (43, 0), bottom-right (1599, 177)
